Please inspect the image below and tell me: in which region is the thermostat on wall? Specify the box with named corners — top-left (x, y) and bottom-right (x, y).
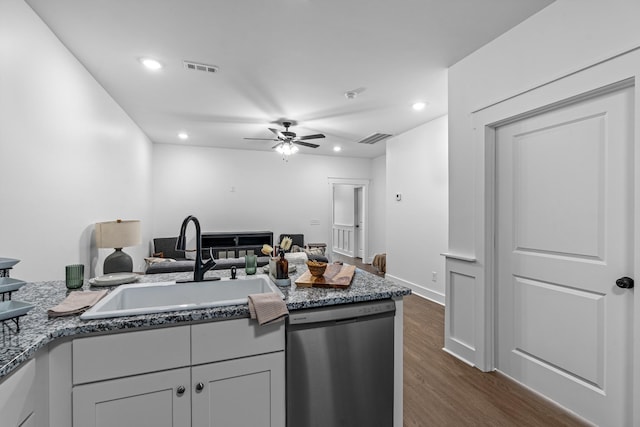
top-left (395, 193), bottom-right (402, 201)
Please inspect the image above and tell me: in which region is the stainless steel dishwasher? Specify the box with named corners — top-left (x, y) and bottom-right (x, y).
top-left (286, 299), bottom-right (395, 427)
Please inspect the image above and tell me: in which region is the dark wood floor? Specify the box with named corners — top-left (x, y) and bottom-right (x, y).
top-left (403, 294), bottom-right (589, 426)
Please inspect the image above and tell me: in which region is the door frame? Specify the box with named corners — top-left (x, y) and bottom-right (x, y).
top-left (471, 51), bottom-right (640, 422)
top-left (354, 186), bottom-right (364, 259)
top-left (328, 178), bottom-right (370, 263)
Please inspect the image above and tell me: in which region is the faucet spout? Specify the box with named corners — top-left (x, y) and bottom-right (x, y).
top-left (176, 215), bottom-right (216, 282)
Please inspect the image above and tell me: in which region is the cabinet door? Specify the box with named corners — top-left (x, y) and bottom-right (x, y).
top-left (0, 359), bottom-right (35, 427)
top-left (73, 367), bottom-right (191, 427)
top-left (192, 352), bottom-right (285, 427)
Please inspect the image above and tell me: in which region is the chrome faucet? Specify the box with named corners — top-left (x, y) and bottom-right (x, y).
top-left (176, 215), bottom-right (216, 282)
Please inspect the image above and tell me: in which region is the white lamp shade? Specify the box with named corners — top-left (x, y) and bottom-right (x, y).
top-left (95, 220), bottom-right (141, 249)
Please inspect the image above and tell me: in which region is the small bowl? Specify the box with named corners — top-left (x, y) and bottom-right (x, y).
top-left (306, 260), bottom-right (327, 277)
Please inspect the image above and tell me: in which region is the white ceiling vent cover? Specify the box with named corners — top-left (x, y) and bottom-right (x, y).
top-left (357, 133), bottom-right (392, 144)
top-left (183, 61), bottom-right (219, 74)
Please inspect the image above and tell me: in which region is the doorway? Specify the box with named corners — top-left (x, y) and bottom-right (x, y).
top-left (329, 178), bottom-right (369, 263)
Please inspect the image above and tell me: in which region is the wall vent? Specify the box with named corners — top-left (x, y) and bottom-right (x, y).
top-left (357, 133), bottom-right (392, 144)
top-left (183, 61), bottom-right (219, 74)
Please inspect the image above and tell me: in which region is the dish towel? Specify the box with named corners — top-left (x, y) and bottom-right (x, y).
top-left (47, 290), bottom-right (108, 317)
top-left (248, 293), bottom-right (289, 326)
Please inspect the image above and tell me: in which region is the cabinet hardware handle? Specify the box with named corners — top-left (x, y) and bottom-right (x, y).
top-left (176, 385), bottom-right (186, 396)
top-left (195, 382), bottom-right (205, 392)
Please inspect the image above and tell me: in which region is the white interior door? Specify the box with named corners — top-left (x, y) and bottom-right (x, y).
top-left (496, 85), bottom-right (634, 426)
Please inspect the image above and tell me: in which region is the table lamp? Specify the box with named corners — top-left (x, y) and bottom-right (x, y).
top-left (95, 219), bottom-right (141, 274)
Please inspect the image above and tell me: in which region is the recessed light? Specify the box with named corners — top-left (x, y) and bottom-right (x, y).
top-left (333, 146), bottom-right (342, 152)
top-left (178, 132), bottom-right (189, 140)
top-left (412, 101), bottom-right (427, 111)
top-left (140, 58), bottom-right (163, 70)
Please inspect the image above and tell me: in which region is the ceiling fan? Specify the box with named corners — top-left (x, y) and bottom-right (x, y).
top-left (244, 121), bottom-right (326, 150)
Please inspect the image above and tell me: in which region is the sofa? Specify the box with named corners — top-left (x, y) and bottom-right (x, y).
top-left (146, 234), bottom-right (330, 275)
top-left (145, 237), bottom-right (270, 275)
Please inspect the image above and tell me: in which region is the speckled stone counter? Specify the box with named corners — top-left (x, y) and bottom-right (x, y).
top-left (0, 265), bottom-right (410, 379)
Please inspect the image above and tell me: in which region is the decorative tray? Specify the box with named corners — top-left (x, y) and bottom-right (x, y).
top-left (0, 258), bottom-right (20, 270)
top-left (295, 264), bottom-right (356, 289)
top-left (0, 277), bottom-right (26, 294)
top-left (89, 272), bottom-right (139, 286)
top-left (0, 300), bottom-right (34, 322)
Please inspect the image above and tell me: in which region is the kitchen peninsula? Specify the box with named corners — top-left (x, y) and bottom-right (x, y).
top-left (0, 265), bottom-right (410, 427)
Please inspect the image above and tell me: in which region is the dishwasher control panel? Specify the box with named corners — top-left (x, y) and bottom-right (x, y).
top-left (288, 299), bottom-right (396, 325)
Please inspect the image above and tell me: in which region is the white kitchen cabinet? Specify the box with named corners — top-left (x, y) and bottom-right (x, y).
top-left (73, 367), bottom-right (191, 427)
top-left (70, 320), bottom-right (285, 427)
top-left (0, 359), bottom-right (35, 427)
top-left (192, 351), bottom-right (285, 427)
top-left (0, 348), bottom-right (48, 427)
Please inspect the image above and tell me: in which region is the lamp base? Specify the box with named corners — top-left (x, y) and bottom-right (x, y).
top-left (104, 248), bottom-right (133, 274)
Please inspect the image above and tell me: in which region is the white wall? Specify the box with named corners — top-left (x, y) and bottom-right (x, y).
top-left (0, 0), bottom-right (153, 281)
top-left (151, 144), bottom-right (377, 252)
top-left (446, 0), bottom-right (640, 367)
top-left (386, 115), bottom-right (448, 303)
top-left (448, 0), bottom-right (640, 255)
top-left (369, 155), bottom-right (387, 258)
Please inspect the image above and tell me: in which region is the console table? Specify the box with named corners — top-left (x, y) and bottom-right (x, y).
top-left (201, 231), bottom-right (273, 259)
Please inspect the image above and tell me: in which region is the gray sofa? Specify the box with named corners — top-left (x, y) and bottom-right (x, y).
top-left (145, 237), bottom-right (270, 274)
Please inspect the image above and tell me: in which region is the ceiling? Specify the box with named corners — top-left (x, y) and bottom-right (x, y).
top-left (25, 0), bottom-right (553, 158)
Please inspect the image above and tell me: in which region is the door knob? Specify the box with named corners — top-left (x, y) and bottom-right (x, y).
top-left (195, 382), bottom-right (205, 392)
top-left (616, 277), bottom-right (634, 289)
top-left (176, 385), bottom-right (186, 396)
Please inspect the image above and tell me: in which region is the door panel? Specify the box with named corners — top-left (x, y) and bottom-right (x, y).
top-left (191, 352), bottom-right (285, 427)
top-left (513, 277), bottom-right (605, 388)
top-left (73, 367), bottom-right (191, 427)
top-left (496, 85), bottom-right (634, 426)
top-left (513, 114), bottom-right (604, 258)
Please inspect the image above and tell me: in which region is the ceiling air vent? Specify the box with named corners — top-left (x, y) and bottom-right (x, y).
top-left (183, 61), bottom-right (219, 74)
top-left (357, 133), bottom-right (392, 144)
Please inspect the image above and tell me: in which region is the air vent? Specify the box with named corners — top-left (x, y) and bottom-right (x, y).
top-left (357, 133), bottom-right (392, 144)
top-left (183, 61), bottom-right (219, 74)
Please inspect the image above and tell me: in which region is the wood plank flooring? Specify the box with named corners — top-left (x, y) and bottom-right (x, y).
top-left (403, 294), bottom-right (589, 426)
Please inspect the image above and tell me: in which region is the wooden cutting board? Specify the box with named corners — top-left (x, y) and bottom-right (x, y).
top-left (295, 263), bottom-right (356, 288)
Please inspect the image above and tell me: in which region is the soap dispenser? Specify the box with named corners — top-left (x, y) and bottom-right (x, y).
top-left (276, 250), bottom-right (289, 280)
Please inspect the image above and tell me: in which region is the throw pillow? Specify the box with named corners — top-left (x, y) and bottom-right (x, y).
top-left (304, 247), bottom-right (325, 257)
top-left (144, 257), bottom-right (176, 267)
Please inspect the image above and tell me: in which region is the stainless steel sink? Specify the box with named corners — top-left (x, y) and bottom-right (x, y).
top-left (80, 274), bottom-right (284, 320)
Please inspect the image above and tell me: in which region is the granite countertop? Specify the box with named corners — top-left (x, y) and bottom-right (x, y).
top-left (0, 264), bottom-right (410, 379)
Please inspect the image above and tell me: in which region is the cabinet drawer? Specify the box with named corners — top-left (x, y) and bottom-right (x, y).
top-left (73, 326), bottom-right (190, 385)
top-left (192, 318), bottom-right (284, 365)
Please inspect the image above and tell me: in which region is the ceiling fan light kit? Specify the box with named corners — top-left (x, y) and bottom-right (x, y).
top-left (244, 121), bottom-right (326, 159)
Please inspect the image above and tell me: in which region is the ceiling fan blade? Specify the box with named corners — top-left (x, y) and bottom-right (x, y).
top-left (269, 128), bottom-right (286, 139)
top-left (298, 133), bottom-right (325, 141)
top-left (244, 137), bottom-right (278, 141)
top-left (272, 142), bottom-right (284, 149)
top-left (293, 141), bottom-right (320, 148)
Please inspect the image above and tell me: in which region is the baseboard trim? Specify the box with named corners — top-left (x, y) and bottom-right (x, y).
top-left (386, 274), bottom-right (445, 306)
top-left (442, 347), bottom-right (475, 367)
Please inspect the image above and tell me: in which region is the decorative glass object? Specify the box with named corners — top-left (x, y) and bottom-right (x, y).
top-left (245, 254), bottom-right (257, 275)
top-left (65, 264), bottom-right (84, 289)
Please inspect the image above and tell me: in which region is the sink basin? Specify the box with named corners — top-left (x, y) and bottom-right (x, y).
top-left (81, 274), bottom-right (284, 320)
